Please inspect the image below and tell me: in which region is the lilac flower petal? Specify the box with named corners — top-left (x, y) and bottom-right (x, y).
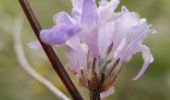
top-left (112, 10), bottom-right (141, 52)
top-left (98, 22), bottom-right (115, 55)
top-left (66, 38), bottom-right (81, 71)
top-left (99, 0), bottom-right (120, 21)
top-left (113, 38), bottom-right (127, 59)
top-left (109, 0), bottom-right (120, 10)
top-left (100, 87), bottom-right (114, 98)
top-left (78, 31), bottom-right (99, 60)
top-left (53, 11), bottom-right (75, 24)
top-left (110, 8), bottom-right (140, 60)
top-left (116, 12), bottom-right (140, 35)
top-left (113, 18), bottom-right (150, 61)
top-left (81, 0), bottom-right (98, 25)
top-left (130, 19), bottom-right (149, 44)
top-left (133, 45), bottom-right (154, 80)
top-left (71, 0), bottom-right (84, 10)
top-left (70, 0), bottom-right (84, 21)
top-left (66, 48), bottom-right (80, 73)
top-left (66, 37), bottom-right (81, 50)
top-left (28, 41), bottom-right (41, 49)
top-left (99, 0), bottom-right (120, 10)
top-left (40, 24), bottom-right (81, 45)
top-left (66, 37), bottom-right (87, 71)
top-left (133, 63), bottom-right (149, 80)
top-left (99, 0), bottom-right (107, 6)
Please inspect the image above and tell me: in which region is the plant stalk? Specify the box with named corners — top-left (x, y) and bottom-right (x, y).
top-left (18, 0), bottom-right (83, 99)
top-left (90, 89), bottom-right (101, 100)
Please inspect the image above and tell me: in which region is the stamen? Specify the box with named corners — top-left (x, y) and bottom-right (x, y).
top-left (88, 80), bottom-right (93, 90)
top-left (107, 42), bottom-right (114, 55)
top-left (108, 58), bottom-right (120, 75)
top-left (91, 72), bottom-right (100, 89)
top-left (92, 58), bottom-right (96, 73)
top-left (100, 73), bottom-right (105, 86)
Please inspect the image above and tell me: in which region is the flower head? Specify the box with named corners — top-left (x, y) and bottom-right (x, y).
top-left (30, 0), bottom-right (155, 98)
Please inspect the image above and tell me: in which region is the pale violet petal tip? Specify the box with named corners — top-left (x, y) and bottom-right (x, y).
top-left (133, 63), bottom-right (149, 80)
top-left (53, 11), bottom-right (74, 24)
top-left (110, 0), bottom-right (120, 10)
top-left (100, 87), bottom-right (114, 98)
top-left (133, 45), bottom-right (154, 80)
top-left (28, 41), bottom-right (41, 49)
top-left (81, 0), bottom-right (98, 25)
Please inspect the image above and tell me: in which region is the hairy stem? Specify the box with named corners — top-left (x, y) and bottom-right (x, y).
top-left (18, 0), bottom-right (83, 99)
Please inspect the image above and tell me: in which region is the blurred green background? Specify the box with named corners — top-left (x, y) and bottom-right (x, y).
top-left (0, 0), bottom-right (170, 100)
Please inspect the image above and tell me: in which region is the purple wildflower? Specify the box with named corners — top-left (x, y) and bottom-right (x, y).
top-left (30, 0), bottom-right (155, 98)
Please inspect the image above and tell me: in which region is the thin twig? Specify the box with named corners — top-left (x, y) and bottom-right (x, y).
top-left (18, 0), bottom-right (83, 99)
top-left (12, 15), bottom-right (70, 100)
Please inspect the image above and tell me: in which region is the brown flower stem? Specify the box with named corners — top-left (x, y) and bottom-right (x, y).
top-left (90, 89), bottom-right (101, 100)
top-left (18, 0), bottom-right (83, 99)
top-left (89, 74), bottom-right (105, 100)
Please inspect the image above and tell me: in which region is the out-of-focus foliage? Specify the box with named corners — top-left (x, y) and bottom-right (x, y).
top-left (0, 0), bottom-right (170, 100)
